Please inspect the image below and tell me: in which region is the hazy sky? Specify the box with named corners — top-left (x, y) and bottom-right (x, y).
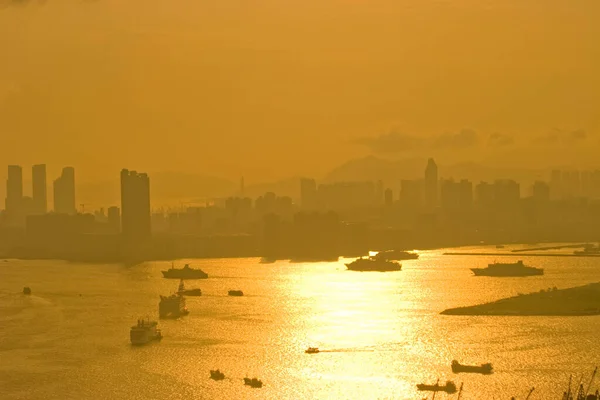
top-left (1, 0), bottom-right (599, 186)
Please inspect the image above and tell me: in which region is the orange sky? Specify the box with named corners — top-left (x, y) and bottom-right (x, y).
top-left (1, 0), bottom-right (599, 185)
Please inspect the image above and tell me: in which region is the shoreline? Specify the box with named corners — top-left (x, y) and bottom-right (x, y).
top-left (441, 282), bottom-right (600, 316)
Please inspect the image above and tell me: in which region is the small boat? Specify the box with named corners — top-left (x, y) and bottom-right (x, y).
top-left (22, 287), bottom-right (31, 295)
top-left (210, 369), bottom-right (225, 380)
top-left (177, 280), bottom-right (202, 296)
top-left (451, 360), bottom-right (493, 374)
top-left (305, 347), bottom-right (320, 354)
top-left (244, 377), bottom-right (263, 388)
top-left (228, 290), bottom-right (244, 297)
top-left (496, 245), bottom-right (505, 249)
top-left (417, 380), bottom-right (457, 394)
top-left (130, 318), bottom-right (162, 345)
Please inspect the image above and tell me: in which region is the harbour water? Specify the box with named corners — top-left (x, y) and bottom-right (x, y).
top-left (1, 245), bottom-right (599, 399)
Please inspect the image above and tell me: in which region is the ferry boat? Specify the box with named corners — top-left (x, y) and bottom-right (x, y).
top-left (210, 370), bottom-right (225, 380)
top-left (177, 280), bottom-right (202, 296)
top-left (471, 260), bottom-right (543, 277)
top-left (451, 360), bottom-right (493, 374)
top-left (346, 257), bottom-right (402, 272)
top-left (416, 380), bottom-right (457, 394)
top-left (159, 293), bottom-right (189, 318)
top-left (374, 250), bottom-right (419, 261)
top-left (305, 347), bottom-right (320, 354)
top-left (162, 264), bottom-right (208, 279)
top-left (130, 318), bottom-right (162, 345)
top-left (244, 377), bottom-right (263, 388)
top-left (228, 290), bottom-right (244, 297)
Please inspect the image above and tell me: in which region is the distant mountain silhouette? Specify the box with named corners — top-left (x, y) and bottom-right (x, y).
top-left (324, 156), bottom-right (427, 183)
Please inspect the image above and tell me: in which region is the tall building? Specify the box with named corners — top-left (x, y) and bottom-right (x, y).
top-left (424, 158), bottom-right (438, 210)
top-left (120, 169), bottom-right (151, 241)
top-left (32, 164), bottom-right (47, 215)
top-left (384, 188), bottom-right (393, 207)
top-left (532, 181), bottom-right (550, 203)
top-left (493, 179), bottom-right (520, 210)
top-left (550, 170), bottom-right (562, 200)
top-left (5, 165), bottom-right (23, 214)
top-left (5, 165), bottom-right (24, 226)
top-left (300, 178), bottom-right (318, 210)
top-left (440, 179), bottom-right (473, 211)
top-left (475, 181), bottom-right (494, 208)
top-left (107, 206), bottom-right (121, 233)
top-left (53, 167), bottom-right (76, 214)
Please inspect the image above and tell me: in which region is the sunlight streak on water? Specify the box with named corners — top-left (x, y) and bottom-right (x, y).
top-left (0, 246), bottom-right (599, 399)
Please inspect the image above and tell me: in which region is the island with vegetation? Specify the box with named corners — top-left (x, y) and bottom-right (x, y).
top-left (441, 283), bottom-right (600, 316)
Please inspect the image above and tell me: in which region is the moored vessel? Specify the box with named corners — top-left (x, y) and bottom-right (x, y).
top-left (130, 318), bottom-right (162, 345)
top-left (228, 290), bottom-right (244, 297)
top-left (451, 360), bottom-right (493, 374)
top-left (177, 280), bottom-right (202, 296)
top-left (346, 257), bottom-right (402, 272)
top-left (374, 250), bottom-right (419, 261)
top-left (471, 260), bottom-right (543, 277)
top-left (159, 293), bottom-right (189, 318)
top-left (162, 264), bottom-right (208, 279)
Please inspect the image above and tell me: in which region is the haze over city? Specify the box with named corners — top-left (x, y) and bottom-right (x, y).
top-left (2, 1), bottom-right (600, 400)
top-left (1, 0), bottom-right (599, 191)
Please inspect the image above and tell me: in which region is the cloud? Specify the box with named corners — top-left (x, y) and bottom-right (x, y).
top-left (432, 128), bottom-right (478, 149)
top-left (354, 132), bottom-right (425, 154)
top-left (534, 129), bottom-right (588, 145)
top-left (488, 132), bottom-right (514, 147)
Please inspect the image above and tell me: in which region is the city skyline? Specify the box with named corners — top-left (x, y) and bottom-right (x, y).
top-left (3, 157), bottom-right (600, 209)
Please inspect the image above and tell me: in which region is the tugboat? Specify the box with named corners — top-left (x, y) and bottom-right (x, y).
top-left (305, 347), bottom-right (320, 354)
top-left (244, 377), bottom-right (263, 388)
top-left (159, 293), bottom-right (189, 319)
top-left (177, 280), bottom-right (202, 296)
top-left (346, 257), bottom-right (402, 272)
top-left (416, 380), bottom-right (457, 394)
top-left (162, 263), bottom-right (208, 279)
top-left (130, 318), bottom-right (162, 345)
top-left (210, 370), bottom-right (225, 380)
top-left (22, 287), bottom-right (31, 295)
top-left (374, 250), bottom-right (419, 261)
top-left (451, 360), bottom-right (493, 374)
top-left (228, 290), bottom-right (244, 297)
top-left (471, 260), bottom-right (543, 277)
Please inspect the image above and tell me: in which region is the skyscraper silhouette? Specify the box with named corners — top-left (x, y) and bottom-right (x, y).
top-left (424, 158), bottom-right (438, 210)
top-left (32, 164), bottom-right (47, 215)
top-left (5, 165), bottom-right (24, 226)
top-left (53, 167), bottom-right (76, 214)
top-left (300, 178), bottom-right (318, 210)
top-left (5, 165), bottom-right (23, 213)
top-left (120, 169), bottom-right (151, 242)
